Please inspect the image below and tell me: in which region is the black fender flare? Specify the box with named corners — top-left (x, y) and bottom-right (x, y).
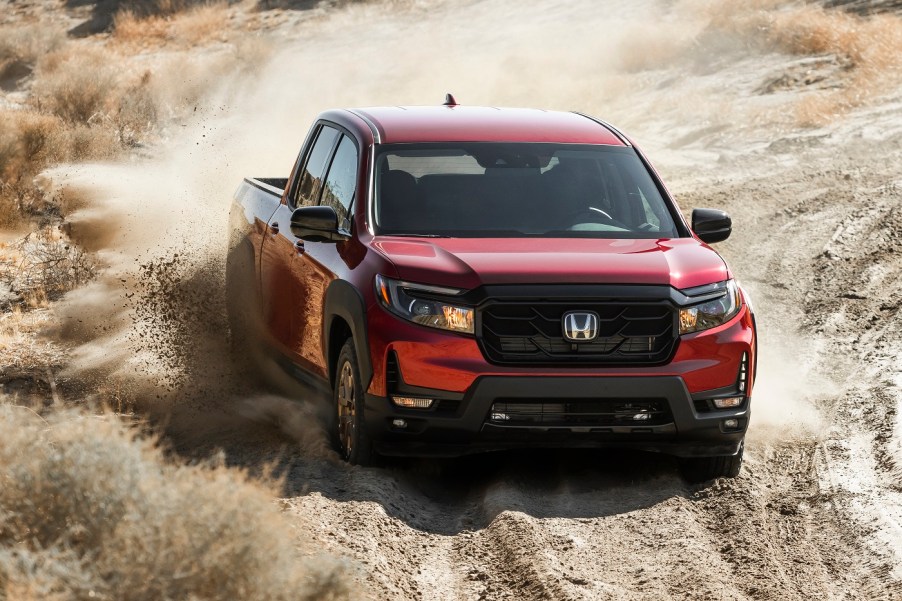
top-left (323, 280), bottom-right (372, 389)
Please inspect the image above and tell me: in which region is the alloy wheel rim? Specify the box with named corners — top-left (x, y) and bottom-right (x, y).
top-left (337, 361), bottom-right (356, 458)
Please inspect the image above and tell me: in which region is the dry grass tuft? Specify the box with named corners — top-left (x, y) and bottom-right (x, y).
top-left (113, 10), bottom-right (173, 45)
top-left (0, 405), bottom-right (353, 600)
top-left (0, 308), bottom-right (59, 375)
top-left (113, 2), bottom-right (230, 48)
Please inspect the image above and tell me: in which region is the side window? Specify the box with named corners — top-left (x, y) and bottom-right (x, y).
top-left (320, 135), bottom-right (358, 230)
top-left (293, 125), bottom-right (340, 207)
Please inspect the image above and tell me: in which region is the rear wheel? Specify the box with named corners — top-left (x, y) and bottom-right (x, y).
top-left (679, 440), bottom-right (744, 483)
top-left (333, 339), bottom-right (375, 466)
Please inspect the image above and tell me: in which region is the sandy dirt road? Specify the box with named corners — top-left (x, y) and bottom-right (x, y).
top-left (40, 0), bottom-right (902, 598)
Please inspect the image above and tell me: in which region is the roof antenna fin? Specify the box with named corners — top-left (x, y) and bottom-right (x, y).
top-left (443, 93), bottom-right (459, 107)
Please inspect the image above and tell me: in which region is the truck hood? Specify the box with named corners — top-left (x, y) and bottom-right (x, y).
top-left (372, 237), bottom-right (729, 291)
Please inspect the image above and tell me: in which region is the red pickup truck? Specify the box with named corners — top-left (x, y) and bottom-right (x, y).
top-left (226, 99), bottom-right (757, 481)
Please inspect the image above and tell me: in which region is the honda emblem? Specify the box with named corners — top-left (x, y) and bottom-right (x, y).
top-left (562, 311), bottom-right (599, 342)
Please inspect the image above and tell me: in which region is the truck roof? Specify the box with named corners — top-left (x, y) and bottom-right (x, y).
top-left (347, 106), bottom-right (628, 146)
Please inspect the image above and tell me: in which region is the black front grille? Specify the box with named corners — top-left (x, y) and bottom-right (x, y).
top-left (479, 301), bottom-right (677, 365)
top-left (488, 399), bottom-right (672, 427)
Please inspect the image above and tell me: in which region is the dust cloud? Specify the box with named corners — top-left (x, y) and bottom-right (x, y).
top-left (748, 332), bottom-right (829, 435)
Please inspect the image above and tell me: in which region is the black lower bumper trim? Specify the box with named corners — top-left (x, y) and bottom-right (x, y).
top-left (365, 375), bottom-right (748, 458)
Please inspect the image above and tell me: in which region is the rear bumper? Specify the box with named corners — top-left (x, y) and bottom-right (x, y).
top-left (365, 375), bottom-right (748, 458)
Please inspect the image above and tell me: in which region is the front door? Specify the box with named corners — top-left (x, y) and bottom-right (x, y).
top-left (259, 124), bottom-right (340, 376)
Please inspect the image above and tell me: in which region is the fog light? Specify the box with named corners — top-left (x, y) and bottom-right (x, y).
top-left (391, 419), bottom-right (407, 429)
top-left (633, 413), bottom-right (652, 421)
top-left (391, 396), bottom-right (434, 409)
top-left (713, 397), bottom-right (743, 409)
top-left (491, 412), bottom-right (510, 421)
top-left (723, 418), bottom-right (739, 429)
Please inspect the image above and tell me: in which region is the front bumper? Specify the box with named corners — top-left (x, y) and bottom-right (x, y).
top-left (363, 292), bottom-right (755, 458)
top-left (365, 374), bottom-right (748, 458)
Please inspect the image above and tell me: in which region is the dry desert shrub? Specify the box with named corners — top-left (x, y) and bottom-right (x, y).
top-left (0, 109), bottom-right (118, 226)
top-left (0, 110), bottom-right (119, 177)
top-left (0, 405), bottom-right (352, 601)
top-left (31, 48), bottom-right (120, 124)
top-left (63, 123), bottom-right (121, 162)
top-left (0, 110), bottom-right (64, 227)
top-left (116, 71), bottom-right (160, 146)
top-left (0, 228), bottom-right (97, 305)
top-left (0, 110), bottom-right (60, 182)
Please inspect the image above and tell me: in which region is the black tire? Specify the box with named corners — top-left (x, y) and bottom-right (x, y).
top-left (332, 339), bottom-right (376, 466)
top-left (679, 440), bottom-right (744, 483)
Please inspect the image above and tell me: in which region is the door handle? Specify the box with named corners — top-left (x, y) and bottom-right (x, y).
top-left (295, 240), bottom-right (306, 254)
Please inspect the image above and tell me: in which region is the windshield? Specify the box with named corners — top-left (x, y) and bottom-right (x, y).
top-left (373, 143), bottom-right (682, 238)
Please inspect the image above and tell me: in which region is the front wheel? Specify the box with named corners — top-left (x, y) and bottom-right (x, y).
top-left (333, 339), bottom-right (376, 466)
top-left (679, 440), bottom-right (744, 483)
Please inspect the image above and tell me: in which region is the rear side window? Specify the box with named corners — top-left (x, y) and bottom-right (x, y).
top-left (293, 125), bottom-right (340, 207)
top-left (320, 135), bottom-right (358, 230)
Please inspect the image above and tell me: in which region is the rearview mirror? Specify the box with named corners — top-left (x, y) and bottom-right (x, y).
top-left (290, 206), bottom-right (350, 243)
top-left (691, 208), bottom-right (731, 244)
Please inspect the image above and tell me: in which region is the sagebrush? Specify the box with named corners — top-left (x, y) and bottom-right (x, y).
top-left (0, 405), bottom-right (353, 601)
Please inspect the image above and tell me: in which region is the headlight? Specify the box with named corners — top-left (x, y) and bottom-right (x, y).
top-left (679, 279), bottom-right (742, 335)
top-left (375, 275), bottom-right (474, 334)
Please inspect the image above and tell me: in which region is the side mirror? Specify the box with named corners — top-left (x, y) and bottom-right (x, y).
top-left (691, 208), bottom-right (732, 244)
top-left (290, 206), bottom-right (350, 243)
